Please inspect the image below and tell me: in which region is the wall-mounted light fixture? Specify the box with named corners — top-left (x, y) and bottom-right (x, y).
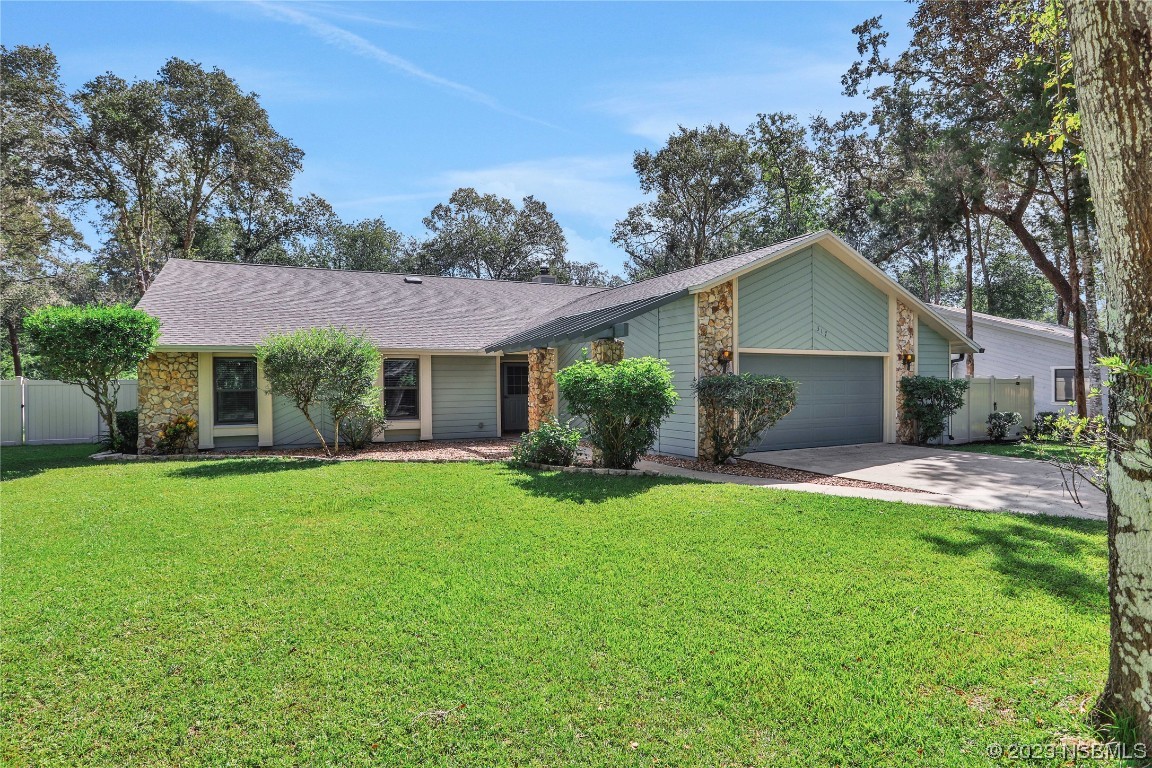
top-left (899, 352), bottom-right (915, 370)
top-left (717, 349), bottom-right (733, 366)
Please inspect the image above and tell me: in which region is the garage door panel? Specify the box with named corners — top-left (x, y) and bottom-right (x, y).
top-left (740, 354), bottom-right (884, 450)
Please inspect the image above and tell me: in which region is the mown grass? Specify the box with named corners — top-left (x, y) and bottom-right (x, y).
top-left (1, 445), bottom-right (1116, 766)
top-left (945, 439), bottom-right (1101, 464)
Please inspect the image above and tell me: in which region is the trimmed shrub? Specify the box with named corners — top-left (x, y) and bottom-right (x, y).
top-left (342, 398), bottom-right (387, 450)
top-left (555, 356), bottom-right (677, 469)
top-left (694, 373), bottom-right (798, 464)
top-left (511, 418), bottom-right (582, 467)
top-left (24, 304), bottom-right (159, 450)
top-left (898, 376), bottom-right (970, 444)
top-left (257, 327), bottom-right (381, 455)
top-left (115, 409), bottom-right (138, 453)
top-left (986, 411), bottom-right (1022, 442)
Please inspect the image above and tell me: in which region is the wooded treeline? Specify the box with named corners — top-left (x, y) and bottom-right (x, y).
top-left (2, 2), bottom-right (1103, 416)
top-left (0, 45), bottom-right (615, 377)
top-left (608, 0), bottom-right (1103, 416)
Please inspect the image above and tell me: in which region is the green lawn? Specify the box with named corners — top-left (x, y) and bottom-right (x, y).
top-left (1, 445), bottom-right (1116, 767)
top-left (944, 439), bottom-right (1101, 464)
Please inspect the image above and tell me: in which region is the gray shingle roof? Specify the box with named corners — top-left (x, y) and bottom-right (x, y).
top-left (486, 232), bottom-right (820, 350)
top-left (930, 304), bottom-right (1075, 340)
top-left (136, 259), bottom-right (605, 350)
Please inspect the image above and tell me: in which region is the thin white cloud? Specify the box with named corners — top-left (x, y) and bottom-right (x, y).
top-left (330, 154), bottom-right (638, 273)
top-left (250, 1), bottom-right (552, 127)
top-left (592, 51), bottom-right (854, 141)
top-left (438, 154), bottom-right (640, 230)
top-left (304, 3), bottom-right (426, 30)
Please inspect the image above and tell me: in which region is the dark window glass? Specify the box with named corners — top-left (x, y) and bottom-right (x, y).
top-left (384, 359), bottom-right (419, 419)
top-left (505, 365), bottom-right (529, 396)
top-left (1054, 368), bottom-right (1077, 403)
top-left (215, 358), bottom-right (258, 424)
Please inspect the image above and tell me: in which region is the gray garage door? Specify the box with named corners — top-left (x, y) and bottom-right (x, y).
top-left (740, 354), bottom-right (884, 450)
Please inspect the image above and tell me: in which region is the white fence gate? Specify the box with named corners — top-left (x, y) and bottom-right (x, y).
top-left (0, 378), bottom-right (138, 446)
top-left (943, 376), bottom-right (1035, 445)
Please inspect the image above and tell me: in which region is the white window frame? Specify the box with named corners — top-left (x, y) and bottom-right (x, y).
top-left (1051, 365), bottom-right (1080, 405)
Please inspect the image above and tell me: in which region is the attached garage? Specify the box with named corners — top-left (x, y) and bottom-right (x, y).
top-left (740, 353), bottom-right (885, 450)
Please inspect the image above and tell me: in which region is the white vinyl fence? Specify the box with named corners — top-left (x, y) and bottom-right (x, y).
top-left (0, 378), bottom-right (138, 446)
top-left (943, 376), bottom-right (1035, 445)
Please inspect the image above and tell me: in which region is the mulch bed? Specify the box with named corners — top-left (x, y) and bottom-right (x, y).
top-left (217, 437), bottom-right (519, 462)
top-left (643, 454), bottom-right (931, 494)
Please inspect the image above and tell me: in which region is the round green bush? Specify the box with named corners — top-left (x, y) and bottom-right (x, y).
top-left (511, 418), bottom-right (582, 466)
top-left (555, 356), bottom-right (677, 469)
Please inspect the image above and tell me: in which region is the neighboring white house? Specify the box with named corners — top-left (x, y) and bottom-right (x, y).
top-left (931, 304), bottom-right (1099, 415)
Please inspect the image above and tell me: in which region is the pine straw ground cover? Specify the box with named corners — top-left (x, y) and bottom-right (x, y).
top-left (1, 445), bottom-right (1117, 767)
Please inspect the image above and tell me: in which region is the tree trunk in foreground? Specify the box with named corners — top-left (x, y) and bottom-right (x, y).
top-left (6, 319), bottom-right (23, 378)
top-left (1067, 0), bottom-right (1152, 743)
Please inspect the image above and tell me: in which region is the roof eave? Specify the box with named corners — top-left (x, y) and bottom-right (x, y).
top-left (484, 290), bottom-right (688, 353)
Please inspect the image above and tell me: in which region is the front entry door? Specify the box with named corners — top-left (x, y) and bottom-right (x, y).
top-left (502, 362), bottom-right (530, 432)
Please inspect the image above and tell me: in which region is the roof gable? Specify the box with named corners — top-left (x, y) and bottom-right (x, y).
top-left (488, 231), bottom-right (981, 353)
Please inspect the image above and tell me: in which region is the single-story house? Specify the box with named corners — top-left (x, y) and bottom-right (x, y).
top-left (134, 230), bottom-right (980, 458)
top-left (930, 304), bottom-right (1099, 416)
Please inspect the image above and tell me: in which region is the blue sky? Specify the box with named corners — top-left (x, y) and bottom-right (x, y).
top-left (2, 1), bottom-right (914, 275)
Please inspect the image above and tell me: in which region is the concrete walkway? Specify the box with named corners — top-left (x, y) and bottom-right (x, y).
top-left (639, 443), bottom-right (1105, 520)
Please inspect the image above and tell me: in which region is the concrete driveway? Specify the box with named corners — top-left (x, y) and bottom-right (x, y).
top-left (740, 443), bottom-right (1105, 519)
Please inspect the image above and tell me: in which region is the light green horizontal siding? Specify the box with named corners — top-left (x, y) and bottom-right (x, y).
top-left (658, 297), bottom-right (696, 457)
top-left (214, 434), bottom-right (259, 449)
top-left (431, 356), bottom-right (498, 440)
top-left (739, 244), bottom-right (889, 353)
top-left (557, 341), bottom-right (589, 429)
top-left (917, 319), bottom-right (951, 378)
top-left (624, 309), bottom-right (660, 359)
top-left (624, 296), bottom-right (695, 457)
top-left (380, 429), bottom-right (420, 443)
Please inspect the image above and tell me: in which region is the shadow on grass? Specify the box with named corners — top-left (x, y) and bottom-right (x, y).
top-left (0, 444), bottom-right (96, 481)
top-left (500, 464), bottom-right (695, 504)
top-left (921, 519), bottom-right (1107, 612)
top-left (168, 457), bottom-right (327, 479)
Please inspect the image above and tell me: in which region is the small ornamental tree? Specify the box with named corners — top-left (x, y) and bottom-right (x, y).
top-left (555, 356), bottom-right (677, 469)
top-left (898, 376), bottom-right (970, 445)
top-left (695, 374), bottom-right (798, 464)
top-left (256, 327), bottom-right (381, 455)
top-left (24, 304), bottom-right (159, 449)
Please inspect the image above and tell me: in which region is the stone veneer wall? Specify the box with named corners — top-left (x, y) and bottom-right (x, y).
top-left (526, 346), bottom-right (558, 431)
top-left (138, 351), bottom-right (199, 454)
top-left (895, 301), bottom-right (917, 444)
top-left (696, 280), bottom-right (735, 463)
top-left (589, 339), bottom-right (625, 365)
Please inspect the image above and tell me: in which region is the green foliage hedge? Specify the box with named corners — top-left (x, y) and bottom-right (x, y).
top-left (114, 409), bottom-right (138, 454)
top-left (695, 373), bottom-right (798, 463)
top-left (555, 356), bottom-right (677, 469)
top-left (898, 376), bottom-right (969, 444)
top-left (986, 411), bottom-right (1022, 442)
top-left (512, 418), bottom-right (582, 467)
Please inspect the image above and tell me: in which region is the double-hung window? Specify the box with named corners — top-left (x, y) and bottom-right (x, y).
top-left (1053, 368), bottom-right (1077, 403)
top-left (214, 358), bottom-right (258, 424)
top-left (384, 359), bottom-right (419, 419)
